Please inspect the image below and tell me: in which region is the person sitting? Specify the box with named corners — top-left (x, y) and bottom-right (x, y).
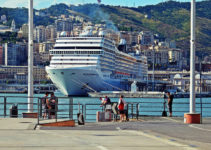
top-left (99, 97), bottom-right (105, 107)
top-left (99, 96), bottom-right (112, 111)
top-left (104, 96), bottom-right (112, 111)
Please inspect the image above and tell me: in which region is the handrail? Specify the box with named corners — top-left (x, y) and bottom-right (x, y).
top-left (1, 96), bottom-right (211, 122)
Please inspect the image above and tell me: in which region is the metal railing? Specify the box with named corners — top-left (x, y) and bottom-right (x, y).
top-left (1, 96), bottom-right (211, 123)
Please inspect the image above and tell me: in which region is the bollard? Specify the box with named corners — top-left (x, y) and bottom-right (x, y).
top-left (10, 104), bottom-right (18, 118)
top-left (4, 97), bottom-right (6, 118)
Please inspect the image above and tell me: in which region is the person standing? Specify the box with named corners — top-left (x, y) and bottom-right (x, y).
top-left (41, 92), bottom-right (49, 119)
top-left (118, 95), bottom-right (127, 122)
top-left (167, 92), bottom-right (174, 117)
top-left (49, 92), bottom-right (58, 119)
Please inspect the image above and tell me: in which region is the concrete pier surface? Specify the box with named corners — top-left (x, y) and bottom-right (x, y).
top-left (0, 117), bottom-right (211, 150)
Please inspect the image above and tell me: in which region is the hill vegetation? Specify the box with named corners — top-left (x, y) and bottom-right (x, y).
top-left (0, 1), bottom-right (211, 53)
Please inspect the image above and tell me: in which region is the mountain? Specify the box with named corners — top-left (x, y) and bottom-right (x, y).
top-left (0, 1), bottom-right (211, 54)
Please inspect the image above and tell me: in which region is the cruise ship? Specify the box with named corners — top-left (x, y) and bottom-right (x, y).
top-left (46, 28), bottom-right (148, 96)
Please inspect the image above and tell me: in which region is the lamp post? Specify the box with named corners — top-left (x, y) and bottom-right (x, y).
top-left (152, 46), bottom-right (155, 91)
top-left (200, 60), bottom-right (202, 123)
top-left (184, 0), bottom-right (201, 124)
top-left (190, 0), bottom-right (196, 115)
top-left (28, 0), bottom-right (34, 112)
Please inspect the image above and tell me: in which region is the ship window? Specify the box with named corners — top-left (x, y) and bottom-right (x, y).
top-left (61, 72), bottom-right (64, 75)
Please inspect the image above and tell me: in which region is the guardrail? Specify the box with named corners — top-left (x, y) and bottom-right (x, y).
top-left (1, 96), bottom-right (211, 123)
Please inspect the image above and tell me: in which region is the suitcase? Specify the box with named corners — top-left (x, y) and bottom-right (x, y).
top-left (162, 111), bottom-right (167, 117)
top-left (96, 111), bottom-right (105, 122)
top-left (77, 113), bottom-right (85, 125)
top-left (105, 111), bottom-right (112, 121)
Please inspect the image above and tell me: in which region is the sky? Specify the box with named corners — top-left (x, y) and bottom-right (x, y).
top-left (0, 0), bottom-right (204, 9)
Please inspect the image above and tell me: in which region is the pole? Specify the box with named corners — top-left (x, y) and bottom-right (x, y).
top-left (28, 0), bottom-right (34, 112)
top-left (200, 61), bottom-right (202, 123)
top-left (190, 0), bottom-right (196, 114)
top-left (152, 46), bottom-right (155, 91)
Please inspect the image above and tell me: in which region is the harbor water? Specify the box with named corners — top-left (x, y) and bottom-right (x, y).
top-left (0, 92), bottom-right (211, 121)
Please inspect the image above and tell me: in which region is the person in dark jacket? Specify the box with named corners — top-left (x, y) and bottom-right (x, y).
top-left (49, 92), bottom-right (58, 119)
top-left (167, 92), bottom-right (174, 117)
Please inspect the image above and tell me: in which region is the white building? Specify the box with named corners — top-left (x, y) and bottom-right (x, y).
top-left (10, 19), bottom-right (16, 32)
top-left (173, 73), bottom-right (211, 93)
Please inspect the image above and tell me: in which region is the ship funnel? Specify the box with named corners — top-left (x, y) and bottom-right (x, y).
top-left (118, 39), bottom-right (127, 52)
top-left (80, 26), bottom-right (93, 37)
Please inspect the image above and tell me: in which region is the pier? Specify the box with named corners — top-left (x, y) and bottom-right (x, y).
top-left (1, 94), bottom-right (211, 149)
top-left (88, 91), bottom-right (211, 98)
top-left (0, 117), bottom-right (211, 149)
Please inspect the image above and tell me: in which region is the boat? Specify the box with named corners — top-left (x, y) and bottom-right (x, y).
top-left (46, 27), bottom-right (148, 96)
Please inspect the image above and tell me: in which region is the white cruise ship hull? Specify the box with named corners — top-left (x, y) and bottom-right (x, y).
top-left (46, 66), bottom-right (126, 96)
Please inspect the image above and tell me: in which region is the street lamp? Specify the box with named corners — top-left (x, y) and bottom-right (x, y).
top-left (28, 0), bottom-right (34, 112)
top-left (184, 0), bottom-right (201, 124)
top-left (152, 45), bottom-right (155, 91)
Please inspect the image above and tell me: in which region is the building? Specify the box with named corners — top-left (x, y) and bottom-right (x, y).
top-left (46, 25), bottom-right (57, 42)
top-left (3, 43), bottom-right (27, 66)
top-left (40, 52), bottom-right (50, 63)
top-left (34, 25), bottom-right (46, 43)
top-left (72, 24), bottom-right (83, 36)
top-left (55, 19), bottom-right (73, 32)
top-left (0, 46), bottom-right (3, 65)
top-left (0, 15), bottom-right (7, 22)
top-left (168, 49), bottom-right (181, 62)
top-left (39, 42), bottom-right (54, 53)
top-left (143, 46), bottom-right (169, 69)
top-left (0, 25), bottom-right (11, 33)
top-left (138, 31), bottom-right (154, 45)
top-left (168, 48), bottom-right (183, 69)
top-left (173, 73), bottom-right (211, 93)
top-left (0, 66), bottom-right (48, 81)
top-left (10, 19), bottom-right (16, 32)
top-left (21, 24), bottom-right (28, 38)
top-left (35, 11), bottom-right (47, 17)
top-left (120, 31), bottom-right (139, 46)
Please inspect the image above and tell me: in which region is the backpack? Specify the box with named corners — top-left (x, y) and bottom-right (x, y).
top-left (118, 99), bottom-right (124, 110)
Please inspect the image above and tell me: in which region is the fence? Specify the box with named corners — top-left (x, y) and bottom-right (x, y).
top-left (1, 96), bottom-right (211, 123)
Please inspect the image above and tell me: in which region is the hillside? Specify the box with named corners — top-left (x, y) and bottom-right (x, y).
top-left (0, 1), bottom-right (211, 53)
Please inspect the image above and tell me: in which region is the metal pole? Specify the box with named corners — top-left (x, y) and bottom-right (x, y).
top-left (69, 97), bottom-right (73, 120)
top-left (37, 98), bottom-right (40, 125)
top-left (190, 0), bottom-right (196, 114)
top-left (4, 97), bottom-right (6, 118)
top-left (200, 61), bottom-right (202, 123)
top-left (28, 0), bottom-right (34, 112)
top-left (152, 46), bottom-right (155, 91)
